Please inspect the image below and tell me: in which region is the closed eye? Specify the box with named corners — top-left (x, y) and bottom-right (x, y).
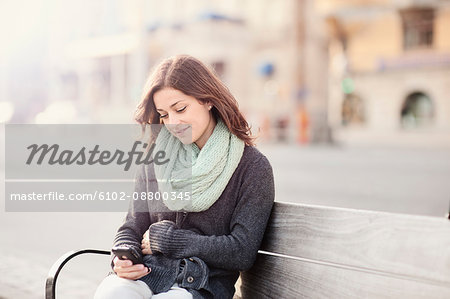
top-left (158, 106), bottom-right (187, 119)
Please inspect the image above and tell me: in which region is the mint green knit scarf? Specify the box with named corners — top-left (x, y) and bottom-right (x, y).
top-left (152, 118), bottom-right (245, 212)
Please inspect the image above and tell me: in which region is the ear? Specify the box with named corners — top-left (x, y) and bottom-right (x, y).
top-left (202, 101), bottom-right (211, 109)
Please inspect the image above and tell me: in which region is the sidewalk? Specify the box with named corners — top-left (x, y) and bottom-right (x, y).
top-left (0, 248), bottom-right (113, 299)
top-left (332, 127), bottom-right (450, 149)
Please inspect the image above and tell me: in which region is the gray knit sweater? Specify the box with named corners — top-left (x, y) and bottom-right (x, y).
top-left (112, 145), bottom-right (275, 298)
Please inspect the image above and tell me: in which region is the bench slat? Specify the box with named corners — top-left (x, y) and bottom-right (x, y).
top-left (258, 202), bottom-right (450, 284)
top-left (241, 254), bottom-right (450, 299)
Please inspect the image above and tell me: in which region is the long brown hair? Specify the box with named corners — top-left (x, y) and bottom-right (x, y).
top-left (135, 55), bottom-right (255, 146)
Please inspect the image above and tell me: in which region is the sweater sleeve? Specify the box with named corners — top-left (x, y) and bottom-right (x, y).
top-left (148, 155), bottom-right (275, 271)
top-left (111, 164), bottom-right (151, 266)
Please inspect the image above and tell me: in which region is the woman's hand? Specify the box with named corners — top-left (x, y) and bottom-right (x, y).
top-left (113, 256), bottom-right (150, 280)
top-left (141, 229), bottom-right (153, 255)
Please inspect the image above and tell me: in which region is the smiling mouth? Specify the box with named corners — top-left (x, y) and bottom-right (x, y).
top-left (175, 127), bottom-right (189, 135)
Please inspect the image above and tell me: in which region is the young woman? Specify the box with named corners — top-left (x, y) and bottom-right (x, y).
top-left (94, 55), bottom-right (275, 299)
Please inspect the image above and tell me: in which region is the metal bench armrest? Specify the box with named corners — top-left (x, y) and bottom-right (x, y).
top-left (45, 249), bottom-right (110, 299)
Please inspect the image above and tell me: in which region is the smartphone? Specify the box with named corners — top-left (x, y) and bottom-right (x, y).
top-left (111, 246), bottom-right (144, 265)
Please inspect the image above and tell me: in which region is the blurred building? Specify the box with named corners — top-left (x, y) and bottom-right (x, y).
top-left (319, 0), bottom-right (450, 146)
top-left (15, 0), bottom-right (327, 142)
top-left (2, 0), bottom-right (336, 144)
top-left (41, 0), bottom-right (330, 144)
top-left (12, 0), bottom-right (450, 147)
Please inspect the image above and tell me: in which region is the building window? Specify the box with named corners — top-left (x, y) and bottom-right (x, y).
top-left (401, 92), bottom-right (434, 128)
top-left (342, 94), bottom-right (365, 126)
top-left (400, 8), bottom-right (434, 50)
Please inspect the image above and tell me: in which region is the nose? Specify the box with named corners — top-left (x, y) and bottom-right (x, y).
top-left (167, 113), bottom-right (182, 125)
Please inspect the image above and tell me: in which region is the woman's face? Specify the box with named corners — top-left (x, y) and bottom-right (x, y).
top-left (153, 87), bottom-right (216, 149)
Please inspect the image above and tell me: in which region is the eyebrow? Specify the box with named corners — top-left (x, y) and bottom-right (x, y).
top-left (156, 100), bottom-right (185, 112)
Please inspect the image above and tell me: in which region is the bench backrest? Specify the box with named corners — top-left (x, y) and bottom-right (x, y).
top-left (240, 202), bottom-right (450, 298)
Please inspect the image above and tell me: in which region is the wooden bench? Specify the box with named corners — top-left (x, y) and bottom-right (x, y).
top-left (240, 202), bottom-right (450, 298)
top-left (46, 202), bottom-right (450, 298)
